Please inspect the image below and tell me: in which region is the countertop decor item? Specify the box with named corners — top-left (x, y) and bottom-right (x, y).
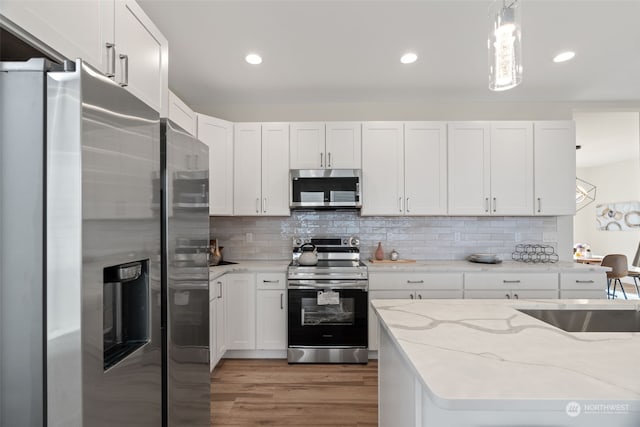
top-left (467, 253), bottom-right (502, 264)
top-left (390, 249), bottom-right (399, 261)
top-left (512, 244), bottom-right (558, 263)
top-left (375, 242), bottom-right (384, 261)
top-left (210, 239), bottom-right (222, 266)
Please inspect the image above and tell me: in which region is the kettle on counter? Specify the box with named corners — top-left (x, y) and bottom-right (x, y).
top-left (298, 243), bottom-right (318, 266)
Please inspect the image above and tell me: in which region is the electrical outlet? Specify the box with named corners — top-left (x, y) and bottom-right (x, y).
top-left (454, 232), bottom-right (461, 242)
top-left (515, 232), bottom-right (521, 242)
top-left (246, 232), bottom-right (253, 242)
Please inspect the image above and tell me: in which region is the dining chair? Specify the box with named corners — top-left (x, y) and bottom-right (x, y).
top-left (629, 243), bottom-right (640, 296)
top-left (601, 254), bottom-right (628, 299)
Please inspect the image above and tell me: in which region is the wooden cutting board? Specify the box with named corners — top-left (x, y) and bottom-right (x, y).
top-left (368, 259), bottom-right (416, 264)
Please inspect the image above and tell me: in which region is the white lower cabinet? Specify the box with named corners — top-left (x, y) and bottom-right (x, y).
top-left (559, 272), bottom-right (607, 299)
top-left (209, 276), bottom-right (227, 370)
top-left (225, 273), bottom-right (256, 350)
top-left (463, 273), bottom-right (559, 299)
top-left (368, 272), bottom-right (464, 351)
top-left (256, 273), bottom-right (287, 350)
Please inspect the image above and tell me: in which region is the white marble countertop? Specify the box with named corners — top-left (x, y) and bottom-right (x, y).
top-left (208, 260), bottom-right (289, 279)
top-left (372, 298), bottom-right (640, 411)
top-left (366, 260), bottom-right (609, 273)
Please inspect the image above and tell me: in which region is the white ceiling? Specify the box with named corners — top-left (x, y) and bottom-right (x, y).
top-left (139, 0), bottom-right (640, 167)
top-left (139, 0), bottom-right (640, 109)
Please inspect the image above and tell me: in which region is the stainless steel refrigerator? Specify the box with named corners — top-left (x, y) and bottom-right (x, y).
top-left (0, 58), bottom-right (209, 426)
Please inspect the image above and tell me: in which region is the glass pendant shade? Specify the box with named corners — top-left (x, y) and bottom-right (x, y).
top-left (488, 0), bottom-right (522, 91)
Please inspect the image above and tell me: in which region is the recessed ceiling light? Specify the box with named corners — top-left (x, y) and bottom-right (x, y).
top-left (400, 53), bottom-right (418, 64)
top-left (553, 51), bottom-right (575, 63)
top-left (245, 54), bottom-right (262, 65)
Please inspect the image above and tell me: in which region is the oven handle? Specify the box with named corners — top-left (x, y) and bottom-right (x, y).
top-left (287, 281), bottom-right (368, 291)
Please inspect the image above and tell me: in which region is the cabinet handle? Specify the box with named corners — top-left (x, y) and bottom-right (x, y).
top-left (407, 280), bottom-right (424, 284)
top-left (406, 198), bottom-right (410, 213)
top-left (185, 154), bottom-right (191, 169)
top-left (320, 152), bottom-right (323, 168)
top-left (263, 198), bottom-right (267, 213)
top-left (492, 197), bottom-right (497, 213)
top-left (409, 294), bottom-right (414, 299)
top-left (118, 54), bottom-right (129, 87)
top-left (201, 183), bottom-right (207, 199)
top-left (327, 152), bottom-right (331, 168)
top-left (485, 197), bottom-right (489, 213)
top-left (399, 197), bottom-right (403, 212)
top-left (105, 42), bottom-right (116, 77)
top-left (217, 281), bottom-right (222, 299)
top-left (503, 280), bottom-right (521, 283)
top-left (537, 197), bottom-right (542, 213)
top-left (263, 280), bottom-right (280, 283)
top-left (280, 293), bottom-right (284, 310)
top-left (575, 280), bottom-right (595, 284)
top-left (513, 293), bottom-right (519, 299)
top-left (505, 294), bottom-right (511, 299)
top-left (417, 294), bottom-right (422, 299)
top-left (255, 198), bottom-right (260, 213)
top-left (194, 154), bottom-right (199, 169)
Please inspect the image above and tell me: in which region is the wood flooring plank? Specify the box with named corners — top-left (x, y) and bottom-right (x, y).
top-left (211, 359), bottom-right (378, 426)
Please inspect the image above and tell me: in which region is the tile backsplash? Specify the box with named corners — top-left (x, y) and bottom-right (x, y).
top-left (210, 211), bottom-right (558, 261)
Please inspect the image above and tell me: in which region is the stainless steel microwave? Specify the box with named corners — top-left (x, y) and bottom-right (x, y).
top-left (290, 169), bottom-right (362, 209)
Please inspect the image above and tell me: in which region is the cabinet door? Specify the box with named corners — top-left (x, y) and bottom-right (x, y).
top-left (448, 122), bottom-right (491, 215)
top-left (0, 0), bottom-right (113, 73)
top-left (198, 114), bottom-right (234, 215)
top-left (404, 122), bottom-right (447, 215)
top-left (261, 123), bottom-right (290, 216)
top-left (534, 121), bottom-right (576, 215)
top-left (325, 122), bottom-right (362, 169)
top-left (169, 91), bottom-right (196, 136)
top-left (233, 123), bottom-right (262, 215)
top-left (289, 122), bottom-right (325, 169)
top-left (215, 280), bottom-right (227, 362)
top-left (490, 122), bottom-right (533, 215)
top-left (114, 0), bottom-right (167, 113)
top-left (209, 295), bottom-right (217, 372)
top-left (224, 274), bottom-right (256, 350)
top-left (256, 290), bottom-right (287, 350)
top-left (361, 122), bottom-right (405, 216)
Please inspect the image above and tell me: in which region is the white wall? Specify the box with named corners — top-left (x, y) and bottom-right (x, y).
top-left (574, 158), bottom-right (640, 261)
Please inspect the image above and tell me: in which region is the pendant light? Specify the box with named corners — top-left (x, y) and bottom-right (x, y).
top-left (488, 0), bottom-right (522, 91)
top-left (575, 177), bottom-right (596, 211)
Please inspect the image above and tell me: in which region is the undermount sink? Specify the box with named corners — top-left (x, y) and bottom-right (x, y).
top-left (517, 309), bottom-right (640, 332)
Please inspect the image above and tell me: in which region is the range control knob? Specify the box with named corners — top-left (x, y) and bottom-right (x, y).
top-left (349, 236), bottom-right (360, 247)
top-left (293, 237), bottom-right (303, 247)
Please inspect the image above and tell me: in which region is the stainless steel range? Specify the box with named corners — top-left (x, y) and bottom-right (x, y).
top-left (287, 236), bottom-right (369, 364)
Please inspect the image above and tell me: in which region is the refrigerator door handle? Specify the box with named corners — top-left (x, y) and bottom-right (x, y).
top-left (105, 43), bottom-right (116, 77)
top-left (118, 54), bottom-right (129, 87)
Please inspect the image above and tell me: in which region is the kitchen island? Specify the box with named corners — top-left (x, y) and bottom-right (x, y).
top-left (372, 299), bottom-right (640, 427)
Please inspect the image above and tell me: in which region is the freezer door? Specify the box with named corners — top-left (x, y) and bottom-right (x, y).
top-left (48, 60), bottom-right (162, 426)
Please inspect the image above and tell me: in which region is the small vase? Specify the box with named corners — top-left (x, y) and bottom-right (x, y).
top-left (375, 242), bottom-right (384, 261)
top-left (210, 239), bottom-right (222, 266)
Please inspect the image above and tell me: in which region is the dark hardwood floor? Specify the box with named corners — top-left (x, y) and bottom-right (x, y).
top-left (211, 359), bottom-right (378, 426)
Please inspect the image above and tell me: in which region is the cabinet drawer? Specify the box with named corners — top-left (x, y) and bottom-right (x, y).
top-left (464, 289), bottom-right (558, 299)
top-left (256, 272), bottom-right (286, 290)
top-left (369, 272), bottom-right (463, 290)
top-left (560, 289), bottom-right (606, 299)
top-left (464, 273), bottom-right (558, 290)
top-left (559, 273), bottom-right (606, 290)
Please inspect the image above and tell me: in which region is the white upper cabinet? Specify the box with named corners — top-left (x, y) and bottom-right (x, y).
top-left (289, 122), bottom-right (325, 169)
top-left (362, 122), bottom-right (447, 216)
top-left (448, 122), bottom-right (491, 215)
top-left (490, 122), bottom-right (534, 215)
top-left (361, 122), bottom-right (405, 216)
top-left (325, 122), bottom-right (362, 169)
top-left (534, 121), bottom-right (576, 215)
top-left (290, 122), bottom-right (361, 169)
top-left (197, 114), bottom-right (234, 216)
top-left (0, 0), bottom-right (114, 73)
top-left (1, 0), bottom-right (168, 114)
top-left (234, 123), bottom-right (290, 216)
top-left (169, 91), bottom-right (196, 136)
top-left (404, 122), bottom-right (447, 215)
top-left (113, 1), bottom-right (168, 114)
top-left (448, 122), bottom-right (533, 215)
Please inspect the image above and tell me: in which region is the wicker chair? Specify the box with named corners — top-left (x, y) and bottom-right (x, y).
top-left (601, 254), bottom-right (628, 299)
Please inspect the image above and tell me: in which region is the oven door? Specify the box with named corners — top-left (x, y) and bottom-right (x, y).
top-left (287, 280), bottom-right (368, 347)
